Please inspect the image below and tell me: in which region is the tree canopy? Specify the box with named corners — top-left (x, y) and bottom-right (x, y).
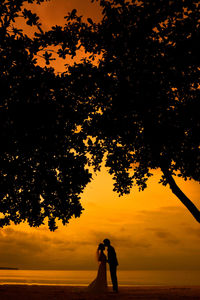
top-left (46, 0), bottom-right (200, 221)
top-left (0, 0), bottom-right (199, 229)
top-left (0, 0), bottom-right (100, 230)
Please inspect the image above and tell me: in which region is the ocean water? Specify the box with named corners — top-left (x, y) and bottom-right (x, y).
top-left (0, 270), bottom-right (200, 286)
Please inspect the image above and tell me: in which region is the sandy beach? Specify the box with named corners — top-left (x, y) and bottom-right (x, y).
top-left (0, 285), bottom-right (200, 300)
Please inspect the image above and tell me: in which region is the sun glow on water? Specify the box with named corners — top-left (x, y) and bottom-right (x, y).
top-left (1, 270), bottom-right (200, 286)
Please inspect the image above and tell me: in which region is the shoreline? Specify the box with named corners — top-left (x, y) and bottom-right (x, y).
top-left (0, 285), bottom-right (200, 299)
top-left (1, 283), bottom-right (200, 287)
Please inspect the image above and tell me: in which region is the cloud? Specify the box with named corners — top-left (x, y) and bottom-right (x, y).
top-left (89, 229), bottom-right (151, 249)
top-left (154, 230), bottom-right (180, 245)
top-left (183, 226), bottom-right (200, 238)
top-left (0, 227), bottom-right (78, 268)
top-left (145, 225), bottom-right (180, 245)
top-left (0, 202), bottom-right (200, 270)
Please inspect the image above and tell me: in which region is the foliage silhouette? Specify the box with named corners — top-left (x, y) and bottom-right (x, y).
top-left (1, 0), bottom-right (200, 229)
top-left (0, 0), bottom-right (99, 230)
top-left (45, 0), bottom-right (200, 221)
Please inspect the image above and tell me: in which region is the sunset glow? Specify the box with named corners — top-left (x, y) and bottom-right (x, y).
top-left (0, 0), bottom-right (200, 274)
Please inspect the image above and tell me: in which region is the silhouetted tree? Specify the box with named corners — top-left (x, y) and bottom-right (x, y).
top-left (1, 0), bottom-right (199, 229)
top-left (49, 0), bottom-right (200, 221)
top-left (0, 0), bottom-right (100, 230)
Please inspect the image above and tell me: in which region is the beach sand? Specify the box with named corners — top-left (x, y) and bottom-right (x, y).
top-left (0, 285), bottom-right (200, 300)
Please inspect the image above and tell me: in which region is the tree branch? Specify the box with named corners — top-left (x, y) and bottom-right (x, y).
top-left (161, 165), bottom-right (200, 223)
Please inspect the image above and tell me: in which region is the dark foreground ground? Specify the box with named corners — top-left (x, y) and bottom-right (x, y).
top-left (0, 285), bottom-right (200, 300)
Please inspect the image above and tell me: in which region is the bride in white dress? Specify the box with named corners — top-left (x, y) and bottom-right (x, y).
top-left (88, 243), bottom-right (107, 294)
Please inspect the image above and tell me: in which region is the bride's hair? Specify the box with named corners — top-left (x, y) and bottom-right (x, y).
top-left (96, 243), bottom-right (105, 261)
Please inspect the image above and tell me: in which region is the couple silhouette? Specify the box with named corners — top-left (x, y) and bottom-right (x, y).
top-left (88, 239), bottom-right (118, 294)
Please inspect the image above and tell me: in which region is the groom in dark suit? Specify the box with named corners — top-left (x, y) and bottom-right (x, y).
top-left (103, 238), bottom-right (118, 292)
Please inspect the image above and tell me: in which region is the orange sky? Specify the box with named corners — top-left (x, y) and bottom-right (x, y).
top-left (0, 0), bottom-right (200, 271)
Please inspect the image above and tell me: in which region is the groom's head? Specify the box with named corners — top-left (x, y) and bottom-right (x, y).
top-left (103, 238), bottom-right (110, 247)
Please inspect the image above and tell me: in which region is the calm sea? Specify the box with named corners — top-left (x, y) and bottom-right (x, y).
top-left (0, 270), bottom-right (200, 286)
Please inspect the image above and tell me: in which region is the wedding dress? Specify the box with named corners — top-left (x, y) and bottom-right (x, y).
top-left (88, 251), bottom-right (107, 294)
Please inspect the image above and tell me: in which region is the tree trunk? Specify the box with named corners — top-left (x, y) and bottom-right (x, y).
top-left (161, 166), bottom-right (200, 223)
